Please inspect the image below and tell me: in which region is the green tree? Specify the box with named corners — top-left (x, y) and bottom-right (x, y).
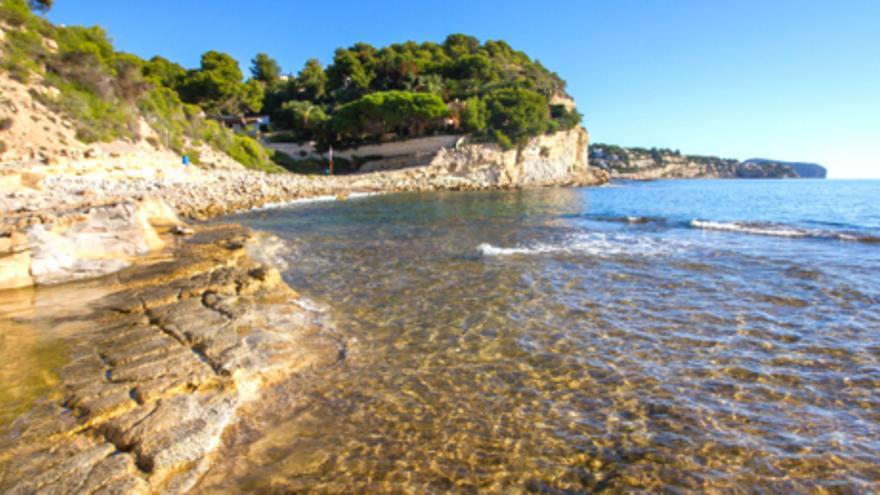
top-left (550, 104), bottom-right (582, 131)
top-left (326, 48), bottom-right (373, 101)
top-left (331, 90), bottom-right (448, 140)
top-left (261, 78), bottom-right (299, 117)
top-left (460, 96), bottom-right (487, 134)
top-left (250, 52), bottom-right (281, 84)
top-left (272, 100), bottom-right (328, 140)
top-left (443, 34), bottom-right (480, 59)
top-left (143, 56), bottom-right (186, 89)
top-left (177, 51), bottom-right (261, 115)
top-left (448, 54), bottom-right (498, 87)
top-left (482, 87), bottom-right (550, 148)
top-left (200, 50), bottom-right (242, 82)
top-left (297, 58), bottom-right (327, 101)
top-left (240, 79), bottom-right (265, 113)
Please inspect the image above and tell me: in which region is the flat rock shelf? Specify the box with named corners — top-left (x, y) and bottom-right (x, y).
top-left (0, 224), bottom-right (342, 494)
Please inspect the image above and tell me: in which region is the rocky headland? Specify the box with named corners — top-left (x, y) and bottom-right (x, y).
top-left (589, 144), bottom-right (827, 180)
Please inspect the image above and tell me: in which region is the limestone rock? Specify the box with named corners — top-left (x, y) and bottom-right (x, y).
top-left (25, 201), bottom-right (166, 286)
top-left (0, 250), bottom-right (32, 289)
top-left (0, 225), bottom-right (342, 494)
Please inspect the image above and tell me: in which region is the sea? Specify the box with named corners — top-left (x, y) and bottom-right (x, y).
top-left (197, 179), bottom-right (880, 493)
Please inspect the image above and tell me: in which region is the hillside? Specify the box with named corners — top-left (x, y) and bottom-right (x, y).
top-left (0, 1), bottom-right (293, 172)
top-left (589, 144), bottom-right (825, 179)
top-left (259, 35), bottom-right (582, 152)
top-left (1, 0), bottom-right (591, 179)
top-left (1, 0), bottom-right (606, 278)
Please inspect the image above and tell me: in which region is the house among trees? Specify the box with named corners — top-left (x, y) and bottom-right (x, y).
top-left (444, 100), bottom-right (466, 131)
top-left (214, 115), bottom-right (270, 134)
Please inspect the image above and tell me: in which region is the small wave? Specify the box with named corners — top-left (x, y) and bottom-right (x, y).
top-left (583, 214), bottom-right (666, 225)
top-left (478, 233), bottom-right (679, 258)
top-left (254, 192), bottom-right (380, 210)
top-left (690, 219), bottom-right (880, 243)
top-left (690, 220), bottom-right (810, 238)
top-left (247, 232), bottom-right (295, 270)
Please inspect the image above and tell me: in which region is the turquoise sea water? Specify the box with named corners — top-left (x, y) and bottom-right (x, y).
top-left (201, 179), bottom-right (880, 493)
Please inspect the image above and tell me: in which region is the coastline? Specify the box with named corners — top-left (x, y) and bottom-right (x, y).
top-left (0, 130), bottom-right (607, 492)
top-left (0, 117), bottom-right (610, 492)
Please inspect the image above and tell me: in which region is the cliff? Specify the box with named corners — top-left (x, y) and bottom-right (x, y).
top-left (590, 144), bottom-right (825, 179)
top-left (426, 127), bottom-right (602, 188)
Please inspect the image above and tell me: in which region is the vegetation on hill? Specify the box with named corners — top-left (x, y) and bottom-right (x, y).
top-left (1, 0), bottom-right (583, 177)
top-left (258, 35), bottom-right (582, 149)
top-left (0, 0), bottom-right (285, 172)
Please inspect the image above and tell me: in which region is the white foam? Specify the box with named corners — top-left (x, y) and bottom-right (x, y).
top-left (477, 243), bottom-right (542, 256)
top-left (478, 232), bottom-right (678, 258)
top-left (253, 192), bottom-right (380, 211)
top-left (690, 219), bottom-right (811, 238)
top-left (247, 233), bottom-right (294, 271)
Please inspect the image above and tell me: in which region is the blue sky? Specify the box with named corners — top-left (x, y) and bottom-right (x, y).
top-left (48, 0), bottom-right (879, 177)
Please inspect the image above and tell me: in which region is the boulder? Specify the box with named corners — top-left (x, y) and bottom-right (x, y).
top-left (140, 197), bottom-right (180, 233)
top-left (24, 200), bottom-right (172, 287)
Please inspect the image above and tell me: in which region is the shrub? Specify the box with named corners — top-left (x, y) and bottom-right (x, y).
top-left (225, 134), bottom-right (286, 173)
top-left (0, 0), bottom-right (31, 26)
top-left (0, 117), bottom-right (13, 131)
top-left (0, 27), bottom-right (46, 81)
top-left (182, 148), bottom-right (201, 165)
top-left (550, 104), bottom-right (582, 130)
top-left (37, 78), bottom-right (137, 142)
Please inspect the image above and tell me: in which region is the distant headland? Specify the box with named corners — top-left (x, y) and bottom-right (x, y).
top-left (589, 144), bottom-right (827, 180)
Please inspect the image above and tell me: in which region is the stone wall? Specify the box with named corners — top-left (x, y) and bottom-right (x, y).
top-left (267, 135), bottom-right (463, 163)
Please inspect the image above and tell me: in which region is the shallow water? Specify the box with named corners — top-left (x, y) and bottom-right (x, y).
top-left (201, 180), bottom-right (880, 493)
top-left (0, 280), bottom-right (117, 438)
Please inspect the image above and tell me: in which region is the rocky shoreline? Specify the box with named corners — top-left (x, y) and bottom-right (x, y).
top-left (0, 223), bottom-right (343, 494)
top-left (3, 127), bottom-right (605, 228)
top-left (0, 127), bottom-right (607, 492)
top-left (1, 127), bottom-right (606, 290)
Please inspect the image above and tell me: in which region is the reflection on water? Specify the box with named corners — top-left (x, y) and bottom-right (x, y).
top-left (0, 279), bottom-right (117, 438)
top-left (0, 320), bottom-right (67, 434)
top-left (199, 185), bottom-right (880, 493)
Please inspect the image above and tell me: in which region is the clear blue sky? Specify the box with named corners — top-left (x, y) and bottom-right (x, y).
top-left (47, 0), bottom-right (879, 177)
